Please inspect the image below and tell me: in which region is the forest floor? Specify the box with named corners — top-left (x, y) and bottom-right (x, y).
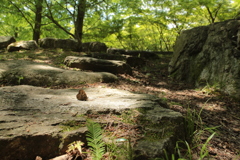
top-left (1, 49), bottom-right (240, 159)
top-left (76, 54), bottom-right (240, 160)
top-left (103, 54), bottom-right (240, 160)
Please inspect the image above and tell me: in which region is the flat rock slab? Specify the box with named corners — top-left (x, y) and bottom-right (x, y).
top-left (0, 85), bottom-right (184, 160)
top-left (64, 56), bottom-right (132, 75)
top-left (0, 85), bottom-right (158, 137)
top-left (0, 60), bottom-right (117, 86)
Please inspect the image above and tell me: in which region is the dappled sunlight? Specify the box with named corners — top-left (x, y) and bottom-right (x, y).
top-left (0, 47), bottom-right (239, 159)
top-left (0, 69), bottom-right (6, 73)
top-left (34, 49), bottom-right (44, 54)
top-left (29, 64), bottom-right (63, 71)
top-left (33, 59), bottom-right (52, 63)
top-left (201, 103), bottom-right (227, 112)
top-left (166, 89), bottom-right (229, 112)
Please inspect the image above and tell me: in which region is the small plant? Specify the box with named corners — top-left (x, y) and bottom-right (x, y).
top-left (173, 132), bottom-right (216, 160)
top-left (184, 98), bottom-right (214, 142)
top-left (66, 141), bottom-right (85, 159)
top-left (17, 75), bottom-right (24, 85)
top-left (105, 137), bottom-right (134, 160)
top-left (184, 107), bottom-right (200, 141)
top-left (199, 82), bottom-right (221, 95)
top-left (169, 101), bottom-right (182, 106)
top-left (61, 120), bottom-right (85, 131)
top-left (167, 99), bottom-right (218, 160)
top-left (119, 110), bottom-right (139, 124)
top-left (86, 119), bottom-right (105, 160)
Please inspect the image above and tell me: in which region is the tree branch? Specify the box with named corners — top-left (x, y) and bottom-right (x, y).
top-left (205, 6), bottom-right (215, 23)
top-left (44, 0), bottom-right (75, 38)
top-left (9, 1), bottom-right (34, 30)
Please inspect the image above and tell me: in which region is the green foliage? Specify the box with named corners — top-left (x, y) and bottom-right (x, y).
top-left (17, 75), bottom-right (24, 85)
top-left (200, 82), bottom-right (221, 95)
top-left (66, 141), bottom-right (85, 159)
top-left (86, 120), bottom-right (105, 160)
top-left (118, 109), bottom-right (140, 124)
top-left (173, 132), bottom-right (216, 160)
top-left (169, 98), bottom-right (219, 160)
top-left (184, 106), bottom-right (202, 141)
top-left (66, 120), bottom-right (134, 160)
top-left (61, 120), bottom-right (85, 132)
top-left (106, 138), bottom-right (134, 160)
top-left (160, 103), bottom-right (218, 160)
top-left (67, 141), bottom-right (84, 155)
top-left (1, 0), bottom-right (239, 50)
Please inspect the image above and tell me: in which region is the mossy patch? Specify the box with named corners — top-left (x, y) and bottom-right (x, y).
top-left (60, 120), bottom-right (86, 132)
top-left (115, 108), bottom-right (181, 142)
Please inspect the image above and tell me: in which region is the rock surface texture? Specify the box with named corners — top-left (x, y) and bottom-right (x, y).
top-left (82, 42), bottom-right (107, 52)
top-left (64, 56), bottom-right (133, 75)
top-left (7, 40), bottom-right (39, 52)
top-left (0, 60), bottom-right (117, 86)
top-left (169, 18), bottom-right (240, 98)
top-left (39, 38), bottom-right (79, 51)
top-left (0, 85), bottom-right (184, 160)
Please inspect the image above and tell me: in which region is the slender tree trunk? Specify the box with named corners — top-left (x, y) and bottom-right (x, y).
top-left (14, 27), bottom-right (18, 38)
top-left (33, 0), bottom-right (43, 42)
top-left (74, 0), bottom-right (86, 49)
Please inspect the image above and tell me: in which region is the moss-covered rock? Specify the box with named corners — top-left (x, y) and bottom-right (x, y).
top-left (169, 18), bottom-right (240, 98)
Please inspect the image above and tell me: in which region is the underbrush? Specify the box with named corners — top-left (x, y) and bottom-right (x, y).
top-left (169, 109), bottom-right (217, 160)
top-left (62, 105), bottom-right (218, 160)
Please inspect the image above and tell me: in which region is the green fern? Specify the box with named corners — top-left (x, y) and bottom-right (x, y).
top-left (86, 120), bottom-right (105, 160)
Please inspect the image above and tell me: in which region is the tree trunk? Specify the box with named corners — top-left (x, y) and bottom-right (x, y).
top-left (74, 0), bottom-right (86, 49)
top-left (33, 0), bottom-right (43, 43)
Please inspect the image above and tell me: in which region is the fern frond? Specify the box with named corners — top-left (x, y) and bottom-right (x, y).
top-left (86, 119), bottom-right (105, 160)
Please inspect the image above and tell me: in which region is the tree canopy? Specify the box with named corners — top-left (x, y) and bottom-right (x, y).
top-left (0, 0), bottom-right (239, 51)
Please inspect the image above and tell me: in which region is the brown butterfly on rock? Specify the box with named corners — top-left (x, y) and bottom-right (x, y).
top-left (76, 89), bottom-right (88, 101)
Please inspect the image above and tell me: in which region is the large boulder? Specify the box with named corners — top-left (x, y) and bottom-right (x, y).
top-left (7, 40), bottom-right (38, 52)
top-left (107, 48), bottom-right (126, 54)
top-left (39, 38), bottom-right (79, 51)
top-left (38, 37), bottom-right (55, 48)
top-left (0, 85), bottom-right (185, 160)
top-left (0, 60), bottom-right (117, 86)
top-left (169, 18), bottom-right (240, 98)
top-left (55, 38), bottom-right (79, 51)
top-left (126, 56), bottom-right (146, 68)
top-left (82, 42), bottom-right (107, 52)
top-left (0, 36), bottom-right (16, 49)
top-left (64, 56), bottom-right (132, 75)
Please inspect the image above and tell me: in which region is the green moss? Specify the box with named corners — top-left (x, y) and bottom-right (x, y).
top-left (137, 107), bottom-right (152, 114)
top-left (143, 130), bottom-right (174, 141)
top-left (118, 109), bottom-right (140, 124)
top-left (138, 115), bottom-right (175, 141)
top-left (169, 101), bottom-right (182, 106)
top-left (100, 108), bottom-right (178, 143)
top-left (60, 120), bottom-right (86, 132)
